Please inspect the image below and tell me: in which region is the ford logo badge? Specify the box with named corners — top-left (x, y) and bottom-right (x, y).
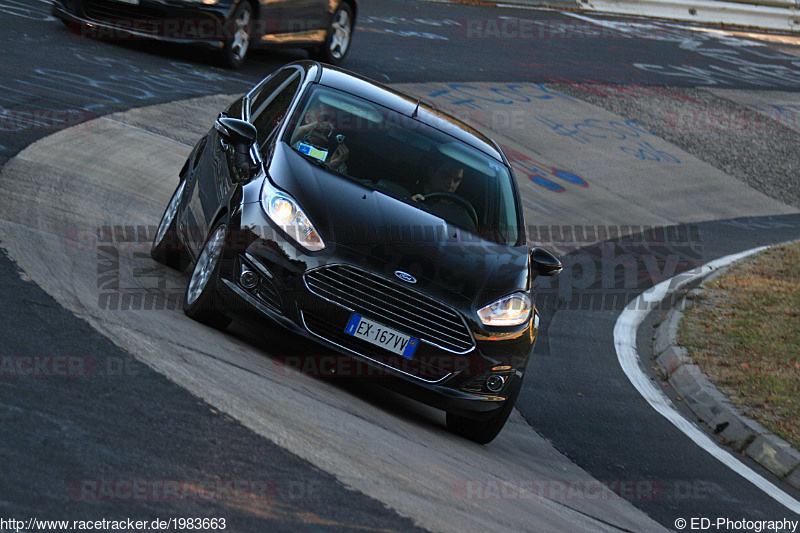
top-left (394, 270), bottom-right (417, 284)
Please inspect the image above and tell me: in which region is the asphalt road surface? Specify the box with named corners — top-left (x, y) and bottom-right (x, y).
top-left (1, 0), bottom-right (799, 530)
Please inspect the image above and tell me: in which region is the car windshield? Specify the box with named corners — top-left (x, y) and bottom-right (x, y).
top-left (285, 85), bottom-right (521, 245)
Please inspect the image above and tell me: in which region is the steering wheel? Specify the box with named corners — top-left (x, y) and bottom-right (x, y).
top-left (423, 192), bottom-right (479, 228)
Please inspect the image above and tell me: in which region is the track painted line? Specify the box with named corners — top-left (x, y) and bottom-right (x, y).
top-left (495, 3), bottom-right (561, 11)
top-left (613, 246), bottom-right (800, 514)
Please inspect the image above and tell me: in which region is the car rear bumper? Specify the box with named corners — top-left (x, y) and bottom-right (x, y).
top-left (52, 0), bottom-right (231, 48)
top-left (52, 0), bottom-right (328, 49)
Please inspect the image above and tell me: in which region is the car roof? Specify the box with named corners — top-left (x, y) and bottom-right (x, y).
top-left (294, 62), bottom-right (505, 163)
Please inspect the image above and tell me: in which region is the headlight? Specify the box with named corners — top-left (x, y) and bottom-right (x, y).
top-left (260, 181), bottom-right (325, 252)
top-left (478, 292), bottom-right (531, 327)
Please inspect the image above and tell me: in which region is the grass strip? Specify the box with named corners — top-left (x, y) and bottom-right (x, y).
top-left (679, 241), bottom-right (800, 450)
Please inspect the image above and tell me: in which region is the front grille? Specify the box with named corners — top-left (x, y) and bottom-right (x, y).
top-left (304, 265), bottom-right (474, 353)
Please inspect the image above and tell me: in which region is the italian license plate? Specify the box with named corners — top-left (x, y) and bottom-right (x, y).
top-left (344, 314), bottom-right (418, 359)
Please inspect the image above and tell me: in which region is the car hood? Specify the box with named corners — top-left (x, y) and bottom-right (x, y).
top-left (265, 143), bottom-right (530, 311)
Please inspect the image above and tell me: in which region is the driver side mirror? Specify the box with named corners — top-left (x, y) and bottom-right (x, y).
top-left (215, 117), bottom-right (258, 183)
top-left (215, 116), bottom-right (257, 146)
top-left (530, 247), bottom-right (562, 277)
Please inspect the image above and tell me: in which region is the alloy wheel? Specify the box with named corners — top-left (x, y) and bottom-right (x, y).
top-left (329, 8), bottom-right (351, 60)
top-left (153, 180), bottom-right (185, 249)
top-left (230, 8), bottom-right (251, 63)
top-left (186, 225), bottom-right (226, 306)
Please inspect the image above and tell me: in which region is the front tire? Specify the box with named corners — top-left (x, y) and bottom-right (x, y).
top-left (220, 1), bottom-right (253, 69)
top-left (446, 377), bottom-right (522, 444)
top-left (184, 221), bottom-right (232, 330)
top-left (151, 180), bottom-right (190, 271)
top-left (311, 2), bottom-right (353, 65)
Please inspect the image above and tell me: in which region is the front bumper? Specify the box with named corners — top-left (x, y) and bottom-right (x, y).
top-left (211, 204), bottom-right (538, 416)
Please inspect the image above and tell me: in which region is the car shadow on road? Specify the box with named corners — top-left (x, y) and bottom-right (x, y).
top-left (225, 318), bottom-right (449, 434)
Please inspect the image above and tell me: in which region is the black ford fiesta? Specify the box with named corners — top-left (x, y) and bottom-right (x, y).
top-left (151, 61), bottom-right (562, 443)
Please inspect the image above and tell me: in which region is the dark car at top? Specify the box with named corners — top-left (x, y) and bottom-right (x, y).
top-left (150, 61), bottom-right (562, 444)
top-left (51, 0), bottom-right (355, 68)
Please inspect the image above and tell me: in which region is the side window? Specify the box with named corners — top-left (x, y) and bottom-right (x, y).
top-left (250, 70), bottom-right (302, 154)
top-left (249, 71), bottom-right (290, 116)
top-left (223, 96), bottom-right (244, 119)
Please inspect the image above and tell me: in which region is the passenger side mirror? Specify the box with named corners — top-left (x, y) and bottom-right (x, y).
top-left (215, 117), bottom-right (258, 183)
top-left (530, 247), bottom-right (562, 277)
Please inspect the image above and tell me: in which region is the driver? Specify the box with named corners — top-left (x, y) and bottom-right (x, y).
top-left (411, 159), bottom-right (463, 202)
top-left (411, 158), bottom-right (475, 228)
top-left (290, 99), bottom-right (349, 172)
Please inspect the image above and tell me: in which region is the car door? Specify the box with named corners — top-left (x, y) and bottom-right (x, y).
top-left (181, 68), bottom-right (304, 257)
top-left (259, 0), bottom-right (331, 36)
top-left (181, 100), bottom-right (253, 257)
top-left (180, 132), bottom-right (217, 258)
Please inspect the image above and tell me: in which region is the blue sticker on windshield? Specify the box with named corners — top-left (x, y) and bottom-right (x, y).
top-left (297, 142), bottom-right (328, 162)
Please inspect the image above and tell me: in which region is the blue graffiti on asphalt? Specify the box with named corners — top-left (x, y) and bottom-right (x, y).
top-left (536, 116), bottom-right (680, 163)
top-left (750, 104), bottom-right (800, 131)
top-left (536, 117), bottom-right (656, 143)
top-left (426, 83), bottom-right (579, 109)
top-left (620, 141), bottom-right (680, 163)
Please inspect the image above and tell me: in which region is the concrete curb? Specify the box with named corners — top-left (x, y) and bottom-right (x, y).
top-left (652, 250), bottom-right (800, 489)
top-left (500, 0), bottom-right (800, 34)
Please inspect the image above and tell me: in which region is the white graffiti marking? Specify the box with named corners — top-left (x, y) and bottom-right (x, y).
top-left (5, 54), bottom-right (251, 117)
top-left (362, 16), bottom-right (461, 27)
top-left (634, 62), bottom-right (800, 87)
top-left (564, 13), bottom-right (800, 87)
top-left (0, 0), bottom-right (55, 20)
top-left (382, 28), bottom-right (448, 40)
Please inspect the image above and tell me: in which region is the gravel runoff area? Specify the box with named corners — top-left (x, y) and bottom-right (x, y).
top-left (545, 83), bottom-right (800, 210)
